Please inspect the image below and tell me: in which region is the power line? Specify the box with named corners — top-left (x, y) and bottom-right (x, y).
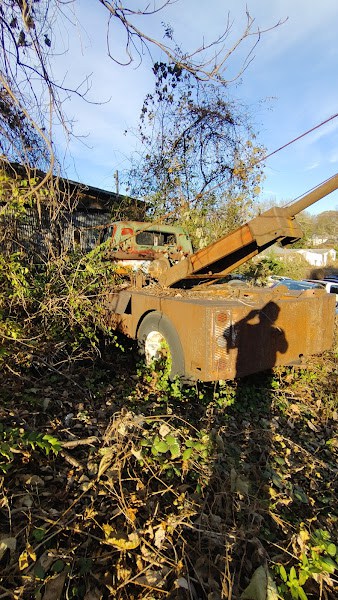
top-left (142, 112), bottom-right (338, 228)
top-left (258, 112), bottom-right (338, 165)
top-left (192, 112), bottom-right (338, 205)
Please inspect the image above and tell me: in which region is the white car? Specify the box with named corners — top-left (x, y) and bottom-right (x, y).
top-left (306, 279), bottom-right (338, 312)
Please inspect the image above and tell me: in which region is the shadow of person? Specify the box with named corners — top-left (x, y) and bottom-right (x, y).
top-left (195, 302), bottom-right (290, 595)
top-left (226, 301), bottom-right (288, 378)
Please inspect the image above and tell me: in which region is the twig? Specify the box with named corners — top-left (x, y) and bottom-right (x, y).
top-left (60, 449), bottom-right (84, 470)
top-left (61, 436), bottom-right (99, 449)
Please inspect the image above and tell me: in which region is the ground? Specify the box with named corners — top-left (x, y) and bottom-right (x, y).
top-left (0, 324), bottom-right (337, 600)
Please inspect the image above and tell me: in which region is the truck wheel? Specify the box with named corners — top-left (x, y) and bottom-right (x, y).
top-left (137, 312), bottom-right (185, 379)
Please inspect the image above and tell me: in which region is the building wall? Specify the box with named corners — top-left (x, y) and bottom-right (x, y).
top-left (0, 194), bottom-right (144, 257)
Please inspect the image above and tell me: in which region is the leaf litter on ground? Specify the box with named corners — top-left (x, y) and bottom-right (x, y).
top-left (0, 324), bottom-right (337, 599)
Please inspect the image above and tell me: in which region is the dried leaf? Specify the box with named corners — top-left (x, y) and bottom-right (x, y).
top-left (97, 448), bottom-right (115, 479)
top-left (131, 448), bottom-right (142, 460)
top-left (159, 424), bottom-right (171, 438)
top-left (0, 537), bottom-right (16, 561)
top-left (176, 577), bottom-right (190, 590)
top-left (102, 525), bottom-right (140, 550)
top-left (42, 571), bottom-right (67, 600)
top-left (125, 507), bottom-right (137, 523)
top-left (116, 561), bottom-right (132, 582)
top-left (18, 494), bottom-right (33, 508)
top-left (134, 569), bottom-right (163, 587)
top-left (27, 543), bottom-right (36, 561)
top-left (83, 588), bottom-right (102, 600)
top-left (241, 566), bottom-right (278, 600)
top-left (231, 468), bottom-right (249, 496)
top-left (21, 474), bottom-right (45, 486)
top-left (154, 525), bottom-right (166, 549)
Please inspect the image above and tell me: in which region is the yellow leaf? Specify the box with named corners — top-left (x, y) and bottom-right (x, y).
top-left (19, 551), bottom-right (29, 571)
top-left (125, 507), bottom-right (137, 524)
top-left (102, 525), bottom-right (140, 550)
top-left (116, 559), bottom-right (132, 582)
top-left (27, 543), bottom-right (36, 562)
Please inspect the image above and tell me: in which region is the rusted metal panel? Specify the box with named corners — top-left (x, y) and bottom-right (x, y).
top-left (248, 210), bottom-right (304, 247)
top-left (203, 289), bottom-right (335, 380)
top-left (105, 286), bottom-right (335, 381)
top-left (159, 224), bottom-right (256, 288)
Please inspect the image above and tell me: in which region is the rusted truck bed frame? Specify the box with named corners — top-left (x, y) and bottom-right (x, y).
top-left (106, 285), bottom-right (335, 381)
top-left (104, 174), bottom-right (338, 381)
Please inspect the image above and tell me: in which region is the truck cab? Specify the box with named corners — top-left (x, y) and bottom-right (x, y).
top-left (101, 221), bottom-right (193, 276)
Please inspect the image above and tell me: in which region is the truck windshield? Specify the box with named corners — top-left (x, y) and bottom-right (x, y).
top-left (136, 230), bottom-right (176, 247)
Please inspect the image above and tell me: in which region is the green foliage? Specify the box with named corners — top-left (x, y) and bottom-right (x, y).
top-left (246, 250), bottom-right (311, 283)
top-left (0, 230), bottom-right (121, 372)
top-left (240, 254), bottom-right (284, 284)
top-left (0, 424), bottom-right (60, 472)
top-left (0, 168), bottom-right (50, 215)
top-left (275, 528), bottom-right (338, 600)
top-left (138, 422), bottom-right (211, 482)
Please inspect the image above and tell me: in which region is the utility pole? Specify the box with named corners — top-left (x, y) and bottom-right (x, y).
top-left (114, 170), bottom-right (119, 195)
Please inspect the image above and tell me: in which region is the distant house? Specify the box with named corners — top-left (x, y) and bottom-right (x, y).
top-left (0, 163), bottom-right (145, 256)
top-left (311, 235), bottom-right (329, 246)
top-left (264, 246), bottom-right (336, 267)
top-left (297, 248), bottom-right (336, 267)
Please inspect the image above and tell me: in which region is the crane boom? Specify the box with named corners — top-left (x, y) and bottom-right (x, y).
top-left (158, 173), bottom-right (338, 288)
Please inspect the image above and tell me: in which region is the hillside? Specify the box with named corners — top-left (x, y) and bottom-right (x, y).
top-left (312, 210), bottom-right (338, 238)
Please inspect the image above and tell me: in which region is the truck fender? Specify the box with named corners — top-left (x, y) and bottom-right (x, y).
top-left (136, 311), bottom-right (185, 379)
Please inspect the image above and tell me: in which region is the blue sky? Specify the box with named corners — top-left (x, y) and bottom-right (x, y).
top-left (53, 0), bottom-right (338, 215)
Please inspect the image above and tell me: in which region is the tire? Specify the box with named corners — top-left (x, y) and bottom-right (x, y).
top-left (137, 311), bottom-right (185, 379)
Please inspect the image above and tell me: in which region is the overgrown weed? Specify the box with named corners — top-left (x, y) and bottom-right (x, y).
top-left (0, 337), bottom-right (336, 598)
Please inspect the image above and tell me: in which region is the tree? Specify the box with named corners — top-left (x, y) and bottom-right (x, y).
top-left (126, 64), bottom-right (265, 246)
top-left (314, 211), bottom-right (338, 238)
top-left (0, 1), bottom-right (282, 184)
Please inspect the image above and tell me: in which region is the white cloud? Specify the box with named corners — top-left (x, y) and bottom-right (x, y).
top-left (305, 162), bottom-right (320, 171)
top-left (329, 152), bottom-right (338, 164)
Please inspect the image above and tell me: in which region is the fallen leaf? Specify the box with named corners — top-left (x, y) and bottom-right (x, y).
top-left (83, 588), bottom-right (102, 600)
top-left (306, 420), bottom-right (318, 432)
top-left (134, 569), bottom-right (164, 587)
top-left (19, 551), bottom-right (29, 571)
top-left (21, 474), bottom-right (45, 486)
top-left (18, 494), bottom-right (33, 508)
top-left (154, 525), bottom-right (166, 549)
top-left (97, 448), bottom-right (115, 479)
top-left (102, 525), bottom-right (140, 550)
top-left (159, 424), bottom-right (171, 438)
top-left (231, 468), bottom-right (249, 496)
top-left (116, 562), bottom-right (132, 582)
top-left (0, 537), bottom-right (16, 561)
top-left (27, 543), bottom-right (36, 561)
top-left (241, 566), bottom-right (278, 600)
top-left (42, 572), bottom-right (67, 600)
top-left (176, 577), bottom-right (190, 590)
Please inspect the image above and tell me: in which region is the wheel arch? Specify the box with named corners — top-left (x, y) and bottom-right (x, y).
top-left (135, 309), bottom-right (157, 337)
top-left (136, 310), bottom-right (185, 379)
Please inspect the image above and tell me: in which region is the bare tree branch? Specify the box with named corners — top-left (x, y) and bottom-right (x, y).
top-left (98, 1), bottom-right (286, 83)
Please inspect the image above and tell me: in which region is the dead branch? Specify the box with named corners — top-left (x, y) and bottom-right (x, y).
top-left (61, 437), bottom-right (99, 449)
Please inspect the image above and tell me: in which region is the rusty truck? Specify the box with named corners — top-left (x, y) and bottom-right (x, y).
top-left (103, 174), bottom-right (338, 381)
